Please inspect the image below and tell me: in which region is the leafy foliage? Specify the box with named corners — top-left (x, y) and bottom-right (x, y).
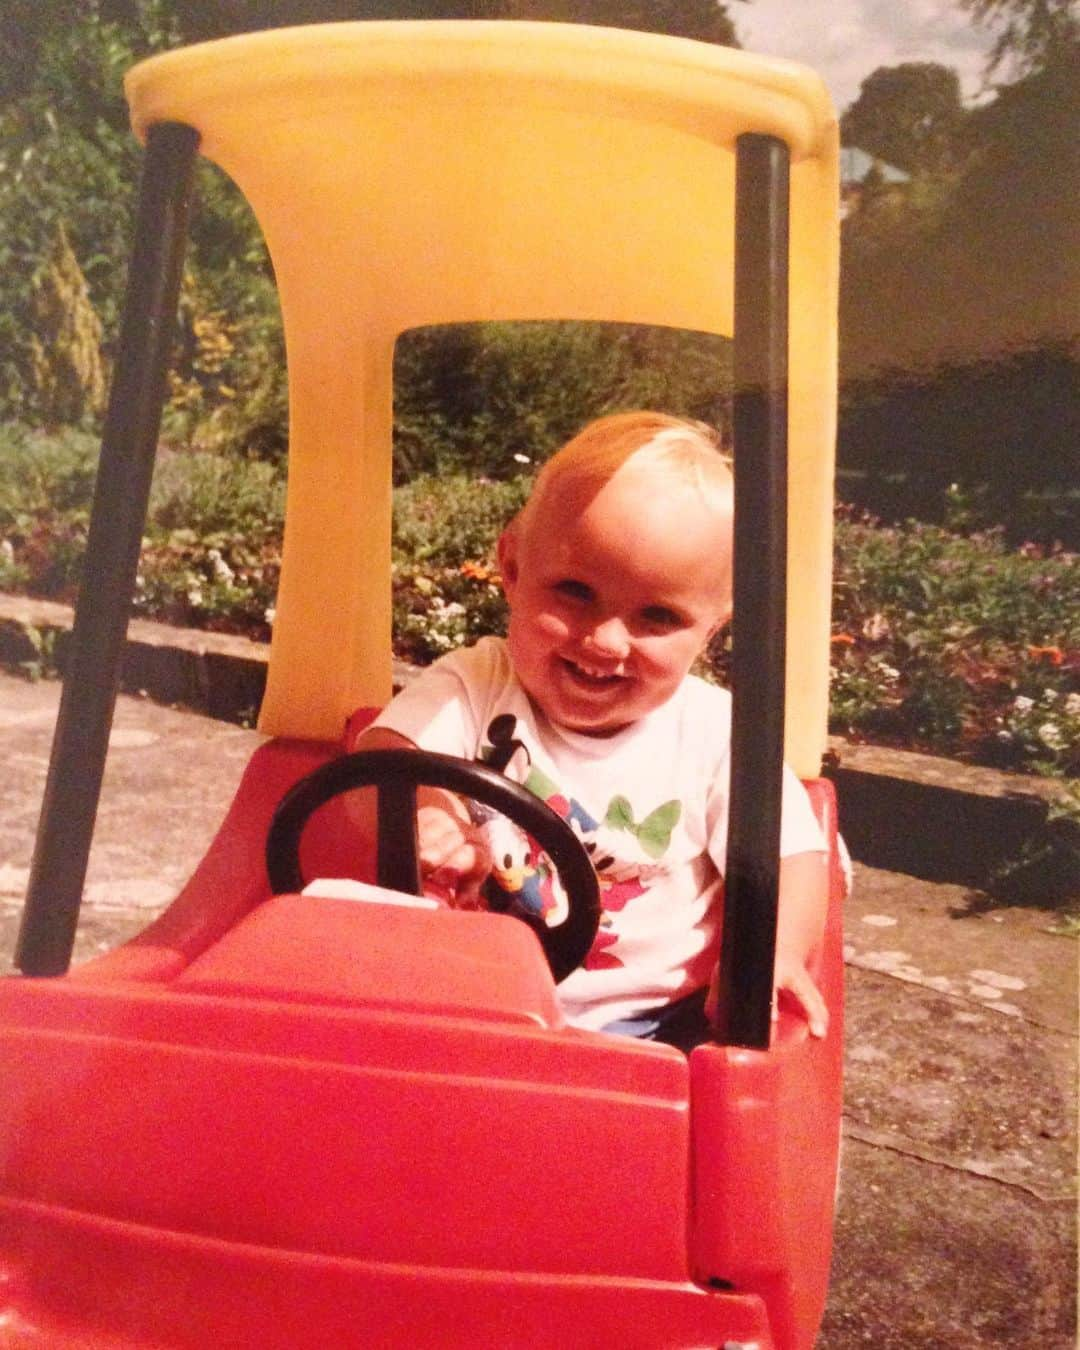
top-left (2, 432), bottom-right (1075, 774)
top-left (164, 0), bottom-right (737, 44)
top-left (959, 0), bottom-right (1079, 78)
top-left (391, 475), bottom-right (524, 660)
top-left (501, 0), bottom-right (737, 43)
top-left (841, 63), bottom-right (967, 174)
top-left (838, 42), bottom-right (1079, 538)
top-left (829, 507), bottom-right (1078, 771)
top-left (837, 341), bottom-right (1079, 545)
top-left (393, 322), bottom-right (732, 482)
top-left (1, 0), bottom-right (1075, 550)
top-left (22, 224), bottom-right (108, 426)
top-left (392, 473), bottom-right (530, 565)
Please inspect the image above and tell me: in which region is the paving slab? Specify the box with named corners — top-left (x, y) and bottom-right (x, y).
top-left (0, 672), bottom-right (262, 965)
top-left (0, 670), bottom-right (1075, 1348)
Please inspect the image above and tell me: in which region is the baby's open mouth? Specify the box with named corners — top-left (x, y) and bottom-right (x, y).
top-left (562, 658), bottom-right (624, 687)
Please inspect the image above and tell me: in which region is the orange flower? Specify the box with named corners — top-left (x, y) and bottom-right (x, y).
top-left (830, 632), bottom-right (856, 646)
top-left (1028, 645), bottom-right (1064, 666)
top-left (460, 560), bottom-right (496, 582)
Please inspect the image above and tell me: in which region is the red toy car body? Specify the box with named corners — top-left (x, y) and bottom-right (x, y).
top-left (1, 23), bottom-right (843, 1347)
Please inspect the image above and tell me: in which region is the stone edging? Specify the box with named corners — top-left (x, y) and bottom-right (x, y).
top-left (824, 740), bottom-right (1062, 889)
top-left (0, 592), bottom-right (1066, 891)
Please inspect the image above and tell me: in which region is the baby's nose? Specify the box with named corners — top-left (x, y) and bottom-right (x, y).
top-left (587, 618), bottom-right (630, 659)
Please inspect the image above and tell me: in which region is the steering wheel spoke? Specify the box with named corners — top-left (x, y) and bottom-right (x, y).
top-left (374, 777), bottom-right (421, 895)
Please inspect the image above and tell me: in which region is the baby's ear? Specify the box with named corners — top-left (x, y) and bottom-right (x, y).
top-left (496, 523), bottom-right (520, 595)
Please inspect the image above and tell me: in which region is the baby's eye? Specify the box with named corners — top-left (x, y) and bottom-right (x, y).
top-left (553, 579), bottom-right (594, 604)
top-left (640, 605), bottom-right (685, 630)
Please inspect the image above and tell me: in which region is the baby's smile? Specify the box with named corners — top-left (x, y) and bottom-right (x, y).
top-left (562, 656), bottom-right (626, 687)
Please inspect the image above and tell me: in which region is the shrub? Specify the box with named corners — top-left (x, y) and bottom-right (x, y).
top-left (0, 424), bottom-right (97, 598)
top-left (0, 423), bottom-right (98, 521)
top-left (133, 529), bottom-right (281, 641)
top-left (0, 427), bottom-right (286, 633)
top-left (390, 474), bottom-right (521, 663)
top-left (392, 322), bottom-right (731, 482)
top-left (392, 473), bottom-right (530, 566)
top-left (148, 448), bottom-right (285, 539)
top-left (1, 431), bottom-right (1076, 776)
top-left (830, 509), bottom-right (1079, 772)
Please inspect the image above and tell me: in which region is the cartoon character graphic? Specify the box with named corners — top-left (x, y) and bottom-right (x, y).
top-left (571, 799), bottom-right (680, 969)
top-left (576, 821), bottom-right (667, 915)
top-left (476, 718), bottom-right (682, 964)
top-left (480, 812), bottom-right (569, 927)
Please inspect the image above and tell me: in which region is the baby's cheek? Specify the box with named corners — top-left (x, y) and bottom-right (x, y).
top-left (640, 633), bottom-right (700, 683)
top-left (535, 612), bottom-right (570, 643)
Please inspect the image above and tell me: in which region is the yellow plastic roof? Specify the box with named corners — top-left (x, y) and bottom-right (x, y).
top-left (125, 22), bottom-right (838, 775)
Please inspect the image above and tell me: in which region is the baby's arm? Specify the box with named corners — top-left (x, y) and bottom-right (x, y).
top-left (774, 849), bottom-right (830, 1038)
top-left (347, 725), bottom-right (493, 908)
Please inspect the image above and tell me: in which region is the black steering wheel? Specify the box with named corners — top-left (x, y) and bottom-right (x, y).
top-left (265, 748), bottom-right (601, 983)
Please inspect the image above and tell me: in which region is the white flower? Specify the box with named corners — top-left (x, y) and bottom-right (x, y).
top-left (1037, 721), bottom-right (1065, 750)
top-left (1065, 693), bottom-right (1080, 716)
top-left (996, 730), bottom-right (1013, 743)
top-left (862, 613), bottom-right (890, 642)
top-left (513, 453), bottom-right (531, 464)
top-left (1013, 695), bottom-right (1035, 713)
top-left (208, 548), bottom-right (235, 584)
top-left (187, 586), bottom-right (204, 607)
top-left (430, 598), bottom-right (465, 622)
top-left (264, 606), bottom-right (276, 626)
top-left (0, 539), bottom-right (13, 564)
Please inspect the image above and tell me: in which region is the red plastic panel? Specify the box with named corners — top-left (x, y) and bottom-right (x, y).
top-left (70, 738), bottom-right (350, 983)
top-left (0, 979), bottom-right (684, 1100)
top-left (0, 979), bottom-right (691, 1285)
top-left (688, 778), bottom-right (845, 1350)
top-left (175, 894), bottom-right (565, 1028)
top-left (0, 1197), bottom-right (775, 1349)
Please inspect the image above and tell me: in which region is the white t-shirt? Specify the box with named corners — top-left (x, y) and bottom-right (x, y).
top-left (372, 636), bottom-right (825, 1030)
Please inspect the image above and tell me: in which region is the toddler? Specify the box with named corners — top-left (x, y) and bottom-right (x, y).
top-left (353, 411), bottom-right (829, 1046)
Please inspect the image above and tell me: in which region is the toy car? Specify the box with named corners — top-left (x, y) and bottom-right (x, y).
top-left (1, 21), bottom-right (844, 1348)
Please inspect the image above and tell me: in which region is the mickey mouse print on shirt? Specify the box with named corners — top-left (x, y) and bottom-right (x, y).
top-left (475, 717), bottom-right (682, 971)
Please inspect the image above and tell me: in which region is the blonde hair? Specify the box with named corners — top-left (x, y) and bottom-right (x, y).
top-left (517, 411), bottom-right (732, 533)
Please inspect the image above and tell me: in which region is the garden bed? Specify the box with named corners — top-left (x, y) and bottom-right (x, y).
top-left (1, 424), bottom-right (1076, 777)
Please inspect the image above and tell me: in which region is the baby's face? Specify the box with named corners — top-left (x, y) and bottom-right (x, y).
top-left (499, 462), bottom-right (732, 736)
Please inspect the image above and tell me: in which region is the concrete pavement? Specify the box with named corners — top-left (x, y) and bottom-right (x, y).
top-left (0, 670), bottom-right (1075, 1348)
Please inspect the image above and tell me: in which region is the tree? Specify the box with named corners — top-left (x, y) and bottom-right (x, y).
top-left (25, 223), bottom-right (107, 427)
top-left (959, 0), bottom-right (1079, 79)
top-left (0, 1), bottom-right (275, 429)
top-left (840, 63), bottom-right (967, 174)
top-left (837, 36), bottom-right (1079, 535)
top-left (168, 0), bottom-right (737, 44)
top-left (501, 0), bottom-right (737, 44)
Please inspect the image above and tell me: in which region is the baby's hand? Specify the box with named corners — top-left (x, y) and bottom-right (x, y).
top-left (416, 799), bottom-right (492, 910)
top-left (773, 948), bottom-right (829, 1039)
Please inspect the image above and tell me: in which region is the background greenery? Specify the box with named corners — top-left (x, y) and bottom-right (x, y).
top-left (2, 425), bottom-right (1076, 778)
top-left (0, 0), bottom-right (1076, 534)
top-left (0, 0), bottom-right (1076, 783)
